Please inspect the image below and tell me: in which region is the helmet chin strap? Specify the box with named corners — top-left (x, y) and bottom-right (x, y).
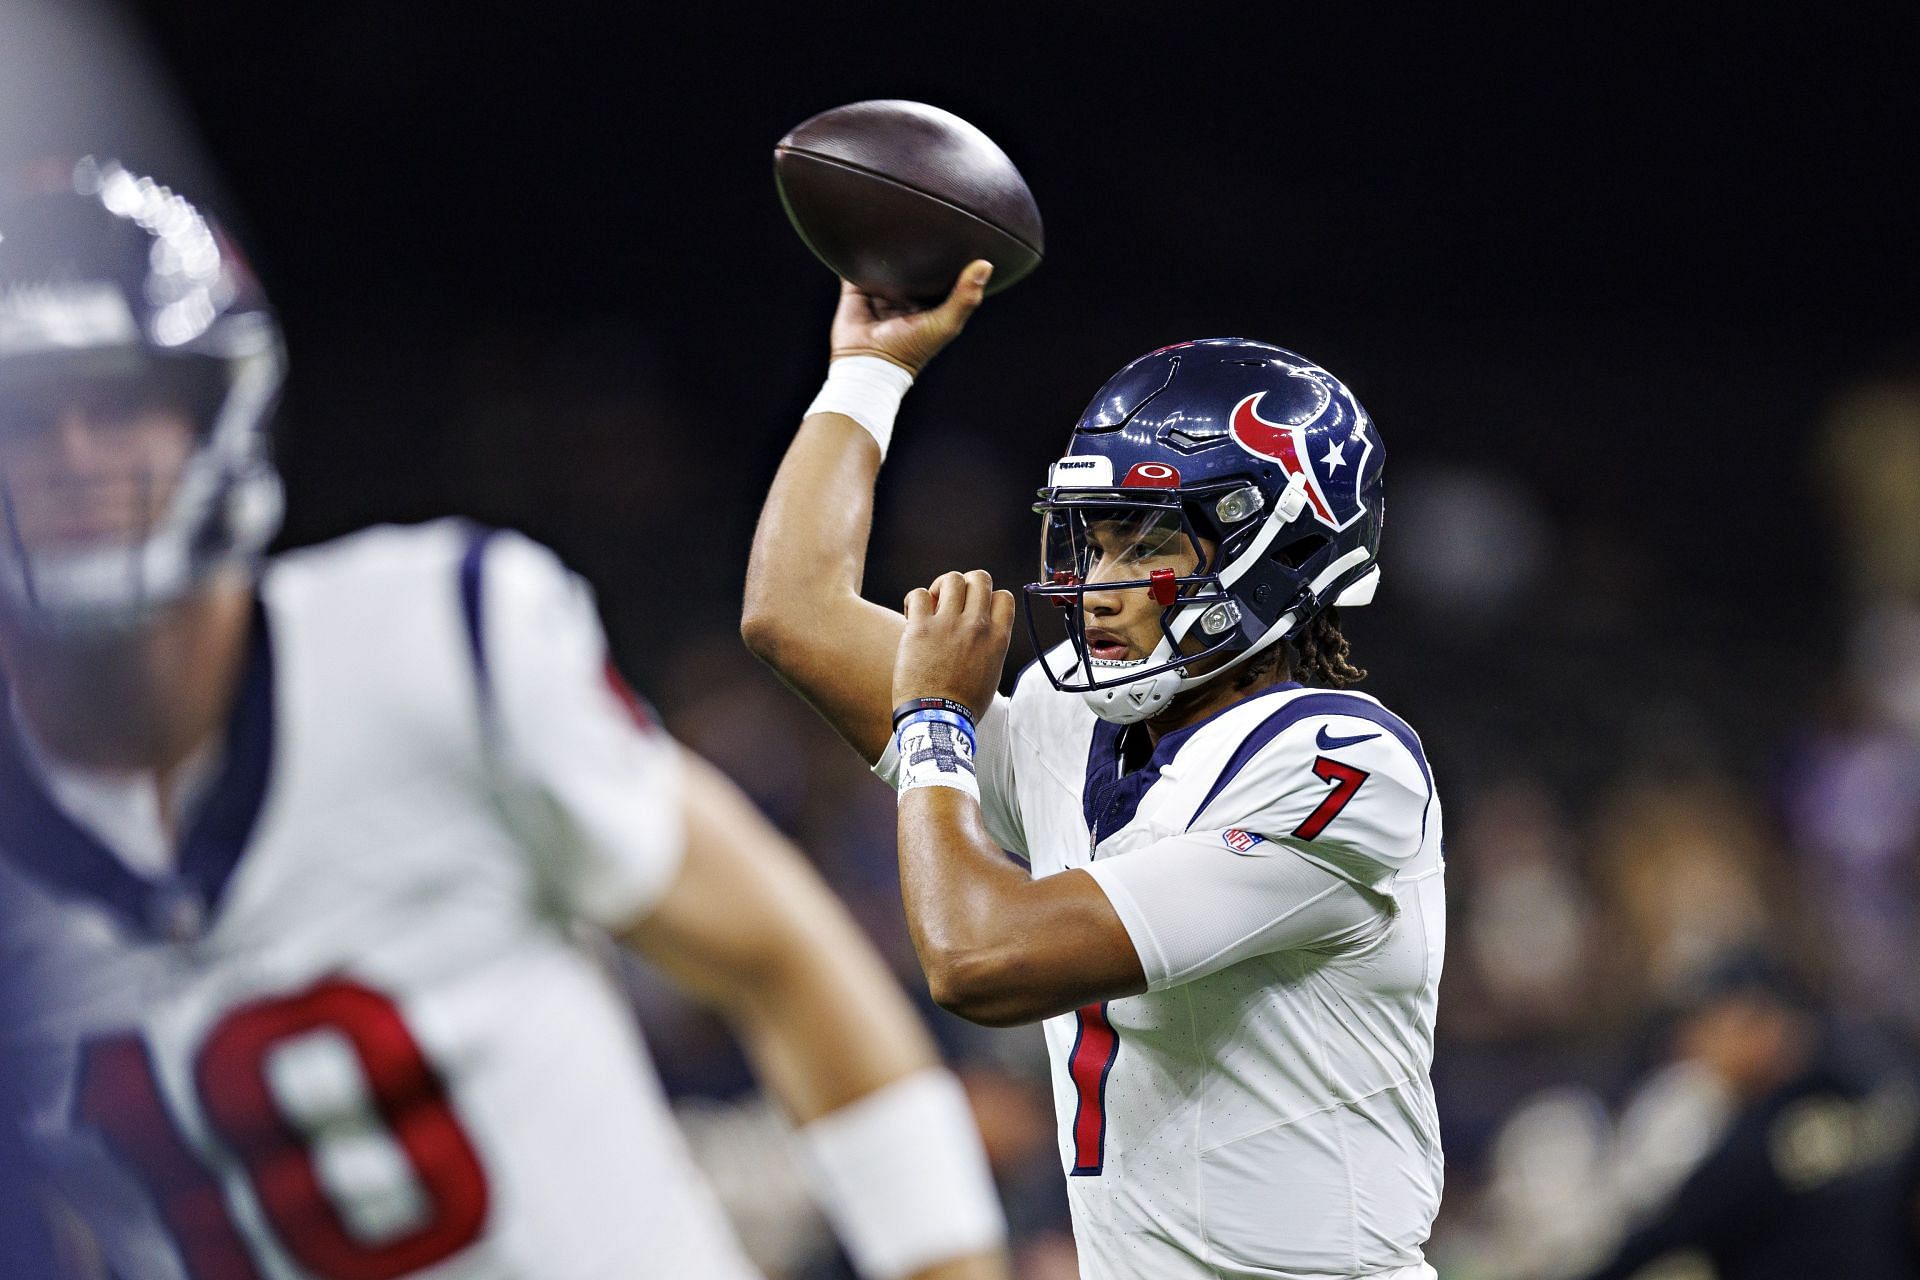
top-left (1079, 631), bottom-right (1294, 724)
top-left (1079, 602), bottom-right (1299, 725)
top-left (1078, 547), bottom-right (1380, 726)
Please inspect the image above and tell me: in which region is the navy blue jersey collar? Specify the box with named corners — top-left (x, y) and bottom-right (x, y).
top-left (0, 602), bottom-right (276, 939)
top-left (1081, 679), bottom-right (1302, 849)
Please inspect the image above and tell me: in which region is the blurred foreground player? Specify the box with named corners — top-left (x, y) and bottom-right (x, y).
top-left (0, 161), bottom-right (1007, 1280)
top-left (744, 267), bottom-right (1445, 1278)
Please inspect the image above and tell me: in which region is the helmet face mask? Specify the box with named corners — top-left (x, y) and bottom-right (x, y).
top-left (0, 160), bottom-right (285, 634)
top-left (1029, 493), bottom-right (1256, 695)
top-left (1021, 339), bottom-right (1385, 724)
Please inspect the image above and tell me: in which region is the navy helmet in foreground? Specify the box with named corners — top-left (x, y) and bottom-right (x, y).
top-left (0, 158), bottom-right (284, 629)
top-left (1025, 337), bottom-right (1385, 723)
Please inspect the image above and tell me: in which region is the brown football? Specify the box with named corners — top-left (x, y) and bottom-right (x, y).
top-left (774, 100), bottom-right (1044, 306)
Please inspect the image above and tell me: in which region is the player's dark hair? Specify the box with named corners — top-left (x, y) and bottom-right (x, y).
top-left (1227, 607), bottom-right (1365, 690)
top-left (1289, 607), bottom-right (1366, 688)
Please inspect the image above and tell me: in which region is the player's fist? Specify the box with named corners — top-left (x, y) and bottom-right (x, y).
top-left (894, 569), bottom-right (1015, 720)
top-left (831, 260), bottom-right (993, 376)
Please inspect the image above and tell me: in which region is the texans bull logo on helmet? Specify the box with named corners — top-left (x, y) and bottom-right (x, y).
top-left (1227, 363), bottom-right (1374, 533)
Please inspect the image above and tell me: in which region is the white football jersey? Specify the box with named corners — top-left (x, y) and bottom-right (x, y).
top-left (882, 651), bottom-right (1445, 1280)
top-left (0, 521), bottom-right (761, 1280)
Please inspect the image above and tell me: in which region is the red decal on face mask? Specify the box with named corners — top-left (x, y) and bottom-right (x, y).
top-left (1149, 568), bottom-right (1178, 606)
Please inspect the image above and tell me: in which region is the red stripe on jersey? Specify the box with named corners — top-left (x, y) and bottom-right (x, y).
top-left (602, 658), bottom-right (658, 732)
top-left (1068, 1003), bottom-right (1120, 1175)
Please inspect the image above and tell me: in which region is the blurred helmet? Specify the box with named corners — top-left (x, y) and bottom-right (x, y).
top-left (1024, 337), bottom-right (1384, 723)
top-left (0, 157), bottom-right (284, 630)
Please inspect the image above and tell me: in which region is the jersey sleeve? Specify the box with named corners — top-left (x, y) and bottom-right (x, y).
top-left (1081, 831), bottom-right (1392, 990)
top-left (1190, 712), bottom-right (1433, 893)
top-left (476, 530), bottom-right (687, 928)
top-left (872, 691), bottom-right (1027, 861)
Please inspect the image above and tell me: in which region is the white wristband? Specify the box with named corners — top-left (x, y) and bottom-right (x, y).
top-left (895, 710), bottom-right (981, 802)
top-left (797, 1068), bottom-right (1006, 1279)
top-left (806, 355), bottom-right (915, 459)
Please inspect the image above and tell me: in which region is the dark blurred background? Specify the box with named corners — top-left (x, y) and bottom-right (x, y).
top-left (6, 2), bottom-right (1920, 1276)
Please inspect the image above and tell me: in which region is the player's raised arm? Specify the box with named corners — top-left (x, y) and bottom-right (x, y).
top-left (624, 752), bottom-right (1008, 1280)
top-left (741, 261), bottom-right (992, 763)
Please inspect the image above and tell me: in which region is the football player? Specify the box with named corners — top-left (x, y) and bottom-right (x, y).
top-left (743, 263), bottom-right (1446, 1279)
top-left (0, 160), bottom-right (1008, 1280)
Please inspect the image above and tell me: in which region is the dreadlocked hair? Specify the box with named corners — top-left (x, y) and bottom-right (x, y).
top-left (1288, 607), bottom-right (1367, 688)
top-left (1226, 606), bottom-right (1366, 691)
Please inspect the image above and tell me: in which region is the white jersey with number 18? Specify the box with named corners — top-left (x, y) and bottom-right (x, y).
top-left (881, 651), bottom-right (1446, 1280)
top-left (0, 520), bottom-right (760, 1280)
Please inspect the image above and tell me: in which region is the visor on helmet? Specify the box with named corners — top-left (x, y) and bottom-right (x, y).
top-left (1024, 490), bottom-right (1255, 695)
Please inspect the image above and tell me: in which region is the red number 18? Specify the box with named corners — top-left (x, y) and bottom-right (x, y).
top-left (74, 978), bottom-right (489, 1280)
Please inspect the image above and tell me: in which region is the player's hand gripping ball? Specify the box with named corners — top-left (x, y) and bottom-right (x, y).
top-left (775, 100), bottom-right (1044, 307)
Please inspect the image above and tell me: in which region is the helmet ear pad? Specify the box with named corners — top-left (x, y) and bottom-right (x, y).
top-left (1186, 489), bottom-right (1379, 656)
top-left (1190, 493), bottom-right (1329, 637)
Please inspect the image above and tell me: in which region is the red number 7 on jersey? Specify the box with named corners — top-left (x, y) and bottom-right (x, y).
top-left (1291, 756), bottom-right (1369, 840)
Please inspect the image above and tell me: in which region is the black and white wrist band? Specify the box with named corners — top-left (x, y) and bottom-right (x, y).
top-left (892, 706), bottom-right (979, 801)
top-left (891, 697), bottom-right (977, 729)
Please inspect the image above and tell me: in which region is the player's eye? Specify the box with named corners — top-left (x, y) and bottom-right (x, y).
top-left (1130, 530), bottom-right (1177, 559)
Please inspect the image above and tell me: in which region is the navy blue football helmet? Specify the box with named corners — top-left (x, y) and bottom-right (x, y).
top-left (0, 158), bottom-right (284, 629)
top-left (1024, 338), bottom-right (1384, 723)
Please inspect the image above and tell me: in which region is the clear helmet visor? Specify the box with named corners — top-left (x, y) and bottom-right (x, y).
top-left (1024, 495), bottom-right (1249, 693)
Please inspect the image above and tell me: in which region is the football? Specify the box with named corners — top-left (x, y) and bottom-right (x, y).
top-left (774, 100), bottom-right (1044, 306)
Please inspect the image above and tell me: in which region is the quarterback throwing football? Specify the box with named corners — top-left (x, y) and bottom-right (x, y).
top-left (745, 263), bottom-right (1446, 1280)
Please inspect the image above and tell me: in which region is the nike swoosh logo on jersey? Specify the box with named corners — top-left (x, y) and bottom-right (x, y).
top-left (1316, 725), bottom-right (1382, 751)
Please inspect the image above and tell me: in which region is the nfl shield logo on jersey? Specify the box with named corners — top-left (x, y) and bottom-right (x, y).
top-left (1222, 828), bottom-right (1266, 854)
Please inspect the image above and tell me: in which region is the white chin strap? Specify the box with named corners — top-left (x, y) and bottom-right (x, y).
top-left (1077, 550), bottom-right (1382, 725)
